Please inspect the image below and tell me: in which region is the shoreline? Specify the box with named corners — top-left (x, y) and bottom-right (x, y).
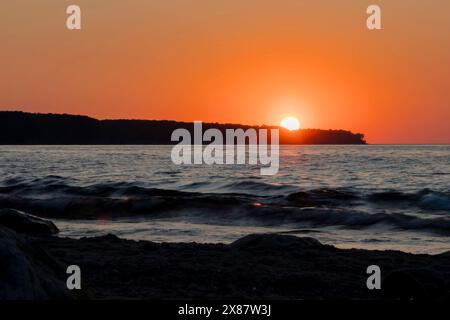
top-left (32, 233), bottom-right (450, 300)
top-left (1, 209), bottom-right (449, 300)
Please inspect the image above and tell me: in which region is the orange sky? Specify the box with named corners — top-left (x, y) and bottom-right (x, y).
top-left (1, 0), bottom-right (450, 143)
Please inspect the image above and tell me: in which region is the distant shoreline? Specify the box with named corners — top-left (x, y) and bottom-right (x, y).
top-left (0, 111), bottom-right (366, 145)
top-left (4, 144), bottom-right (450, 146)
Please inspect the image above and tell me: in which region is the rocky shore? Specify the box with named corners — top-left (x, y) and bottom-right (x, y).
top-left (1, 209), bottom-right (449, 300)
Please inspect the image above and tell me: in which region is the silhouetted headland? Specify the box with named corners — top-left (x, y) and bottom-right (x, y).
top-left (0, 111), bottom-right (366, 145)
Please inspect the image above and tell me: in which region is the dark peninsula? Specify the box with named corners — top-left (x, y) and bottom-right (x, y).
top-left (0, 111), bottom-right (366, 145)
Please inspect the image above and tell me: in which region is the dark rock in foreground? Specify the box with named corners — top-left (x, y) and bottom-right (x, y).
top-left (0, 206), bottom-right (448, 300)
top-left (0, 226), bottom-right (72, 299)
top-left (230, 233), bottom-right (323, 250)
top-left (0, 208), bottom-right (59, 236)
top-left (33, 233), bottom-right (450, 300)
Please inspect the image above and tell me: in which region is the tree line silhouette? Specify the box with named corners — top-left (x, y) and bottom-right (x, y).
top-left (0, 111), bottom-right (366, 144)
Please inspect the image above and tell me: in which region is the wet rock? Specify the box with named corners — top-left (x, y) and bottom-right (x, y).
top-left (0, 208), bottom-right (58, 236)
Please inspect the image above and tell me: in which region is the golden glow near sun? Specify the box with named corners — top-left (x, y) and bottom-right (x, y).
top-left (280, 117), bottom-right (300, 131)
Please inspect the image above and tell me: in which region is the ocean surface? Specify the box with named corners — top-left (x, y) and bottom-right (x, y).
top-left (0, 145), bottom-right (449, 254)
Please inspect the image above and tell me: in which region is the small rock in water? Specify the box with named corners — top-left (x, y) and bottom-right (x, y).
top-left (0, 208), bottom-right (59, 236)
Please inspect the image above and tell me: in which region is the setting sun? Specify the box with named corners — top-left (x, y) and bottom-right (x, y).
top-left (280, 117), bottom-right (300, 131)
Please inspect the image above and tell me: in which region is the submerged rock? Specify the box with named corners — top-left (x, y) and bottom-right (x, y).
top-left (0, 226), bottom-right (74, 299)
top-left (0, 208), bottom-right (58, 236)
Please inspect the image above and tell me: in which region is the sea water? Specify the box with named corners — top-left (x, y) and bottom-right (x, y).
top-left (0, 145), bottom-right (449, 253)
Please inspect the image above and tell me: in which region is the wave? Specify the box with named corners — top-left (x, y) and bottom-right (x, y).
top-left (1, 179), bottom-right (449, 236)
top-left (210, 180), bottom-right (298, 196)
top-left (367, 189), bottom-right (450, 211)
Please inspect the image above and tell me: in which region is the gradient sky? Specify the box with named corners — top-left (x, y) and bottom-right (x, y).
top-left (1, 0), bottom-right (450, 143)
